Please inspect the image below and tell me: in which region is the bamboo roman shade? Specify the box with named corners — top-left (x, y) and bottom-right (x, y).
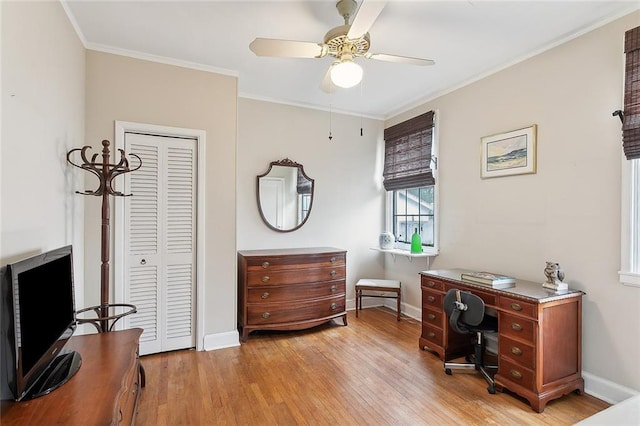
top-left (383, 111), bottom-right (435, 191)
top-left (623, 26), bottom-right (640, 160)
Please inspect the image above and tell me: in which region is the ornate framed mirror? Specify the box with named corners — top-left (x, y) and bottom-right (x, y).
top-left (256, 158), bottom-right (314, 232)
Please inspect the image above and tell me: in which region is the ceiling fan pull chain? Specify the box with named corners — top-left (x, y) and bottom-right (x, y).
top-left (360, 81), bottom-right (364, 136)
top-left (328, 102), bottom-right (333, 141)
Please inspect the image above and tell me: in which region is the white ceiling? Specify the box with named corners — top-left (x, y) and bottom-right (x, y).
top-left (63, 0), bottom-right (638, 119)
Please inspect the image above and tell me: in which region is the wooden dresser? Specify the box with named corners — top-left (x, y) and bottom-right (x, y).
top-left (1, 328), bottom-right (143, 425)
top-left (420, 269), bottom-right (584, 412)
top-left (237, 247), bottom-right (347, 340)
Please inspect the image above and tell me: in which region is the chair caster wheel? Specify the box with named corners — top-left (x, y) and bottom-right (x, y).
top-left (445, 368), bottom-right (452, 375)
top-left (487, 386), bottom-right (496, 394)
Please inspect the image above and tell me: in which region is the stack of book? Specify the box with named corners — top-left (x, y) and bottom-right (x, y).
top-left (460, 271), bottom-right (516, 288)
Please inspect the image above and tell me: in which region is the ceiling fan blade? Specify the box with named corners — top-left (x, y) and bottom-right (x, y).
top-left (320, 64), bottom-right (337, 93)
top-left (366, 53), bottom-right (435, 66)
top-left (347, 1), bottom-right (386, 40)
top-left (249, 38), bottom-right (326, 58)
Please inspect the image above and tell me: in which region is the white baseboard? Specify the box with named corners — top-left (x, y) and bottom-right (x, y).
top-left (583, 371), bottom-right (639, 404)
top-left (202, 329), bottom-right (240, 351)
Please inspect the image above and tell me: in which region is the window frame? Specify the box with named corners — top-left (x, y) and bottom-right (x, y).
top-left (620, 158), bottom-right (640, 287)
top-left (385, 111), bottom-right (439, 256)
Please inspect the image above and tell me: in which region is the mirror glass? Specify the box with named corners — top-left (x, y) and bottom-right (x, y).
top-left (257, 159), bottom-right (314, 232)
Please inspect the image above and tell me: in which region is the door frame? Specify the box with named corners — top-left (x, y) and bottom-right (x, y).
top-left (114, 120), bottom-right (206, 351)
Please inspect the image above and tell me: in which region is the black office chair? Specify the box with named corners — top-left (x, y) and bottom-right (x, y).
top-left (443, 289), bottom-right (498, 394)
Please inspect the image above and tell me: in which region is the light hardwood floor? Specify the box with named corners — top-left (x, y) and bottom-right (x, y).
top-left (136, 307), bottom-right (609, 425)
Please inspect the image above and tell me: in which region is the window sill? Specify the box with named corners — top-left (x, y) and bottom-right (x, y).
top-left (619, 271), bottom-right (640, 288)
top-left (370, 247), bottom-right (437, 264)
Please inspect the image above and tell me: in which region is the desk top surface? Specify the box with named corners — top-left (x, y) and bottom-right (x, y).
top-left (420, 268), bottom-right (584, 302)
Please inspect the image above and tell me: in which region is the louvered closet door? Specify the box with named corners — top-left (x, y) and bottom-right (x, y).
top-left (123, 132), bottom-right (196, 356)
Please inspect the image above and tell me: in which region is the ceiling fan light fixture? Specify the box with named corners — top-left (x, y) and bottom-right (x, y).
top-left (330, 60), bottom-right (363, 88)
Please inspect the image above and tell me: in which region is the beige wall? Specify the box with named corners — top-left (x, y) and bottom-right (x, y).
top-left (84, 51), bottom-right (237, 337)
top-left (0, 1), bottom-right (85, 296)
top-left (385, 11), bottom-right (640, 394)
top-left (237, 98), bottom-right (386, 298)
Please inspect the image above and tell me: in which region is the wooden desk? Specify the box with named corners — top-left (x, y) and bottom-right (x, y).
top-left (420, 269), bottom-right (584, 412)
top-left (1, 328), bottom-right (143, 425)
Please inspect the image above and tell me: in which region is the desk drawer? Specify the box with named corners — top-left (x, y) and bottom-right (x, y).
top-left (499, 358), bottom-right (535, 391)
top-left (500, 312), bottom-right (536, 343)
top-left (247, 281), bottom-right (345, 303)
top-left (421, 277), bottom-right (444, 291)
top-left (499, 296), bottom-right (536, 319)
top-left (499, 335), bottom-right (535, 370)
top-left (422, 307), bottom-right (443, 327)
top-left (247, 266), bottom-right (345, 286)
top-left (421, 323), bottom-right (443, 345)
top-left (422, 289), bottom-right (442, 310)
top-left (247, 296), bottom-right (345, 325)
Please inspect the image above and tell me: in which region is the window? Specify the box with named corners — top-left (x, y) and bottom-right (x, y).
top-left (392, 187), bottom-right (435, 246)
top-left (620, 26), bottom-right (640, 286)
top-left (383, 111), bottom-right (438, 254)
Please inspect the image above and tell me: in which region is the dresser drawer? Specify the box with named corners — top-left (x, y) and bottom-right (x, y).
top-left (499, 358), bottom-right (535, 391)
top-left (422, 289), bottom-right (442, 310)
top-left (247, 296), bottom-right (345, 325)
top-left (499, 296), bottom-right (536, 319)
top-left (247, 281), bottom-right (345, 303)
top-left (421, 277), bottom-right (444, 291)
top-left (499, 312), bottom-right (536, 343)
top-left (246, 253), bottom-right (346, 271)
top-left (499, 335), bottom-right (535, 370)
top-left (247, 265), bottom-right (346, 286)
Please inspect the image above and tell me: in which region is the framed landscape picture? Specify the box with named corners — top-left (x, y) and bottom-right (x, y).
top-left (481, 125), bottom-right (537, 178)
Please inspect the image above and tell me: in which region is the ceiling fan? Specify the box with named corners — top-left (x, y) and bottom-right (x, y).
top-left (249, 0), bottom-right (435, 91)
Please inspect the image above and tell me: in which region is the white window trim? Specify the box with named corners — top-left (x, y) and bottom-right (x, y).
top-left (620, 158), bottom-right (640, 287)
top-left (385, 110), bottom-right (440, 257)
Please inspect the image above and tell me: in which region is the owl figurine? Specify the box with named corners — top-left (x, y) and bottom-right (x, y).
top-left (543, 261), bottom-right (568, 291)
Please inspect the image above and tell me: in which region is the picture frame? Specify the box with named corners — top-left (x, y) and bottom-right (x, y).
top-left (481, 124), bottom-right (537, 178)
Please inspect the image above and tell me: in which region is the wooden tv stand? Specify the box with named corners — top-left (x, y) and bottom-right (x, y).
top-left (1, 328), bottom-right (143, 425)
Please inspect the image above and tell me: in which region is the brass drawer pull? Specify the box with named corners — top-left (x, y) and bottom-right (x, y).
top-left (427, 332), bottom-right (435, 338)
top-left (261, 262), bottom-right (270, 269)
top-left (262, 276), bottom-right (270, 283)
top-left (261, 292), bottom-right (270, 299)
top-left (510, 346), bottom-right (522, 356)
top-left (330, 270), bottom-right (337, 277)
top-left (427, 313), bottom-right (436, 321)
top-left (330, 303), bottom-right (338, 311)
top-left (510, 370), bottom-right (523, 379)
top-left (511, 322), bottom-right (523, 331)
top-left (427, 295), bottom-right (435, 302)
top-left (510, 303), bottom-right (522, 311)
top-left (262, 312), bottom-right (271, 319)
top-left (427, 281), bottom-right (435, 288)
top-left (330, 257), bottom-right (336, 263)
top-left (330, 285), bottom-right (337, 292)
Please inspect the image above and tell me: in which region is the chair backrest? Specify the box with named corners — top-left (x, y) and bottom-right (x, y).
top-left (443, 289), bottom-right (486, 334)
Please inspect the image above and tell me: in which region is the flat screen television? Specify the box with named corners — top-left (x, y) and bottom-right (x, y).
top-left (1, 245), bottom-right (81, 401)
